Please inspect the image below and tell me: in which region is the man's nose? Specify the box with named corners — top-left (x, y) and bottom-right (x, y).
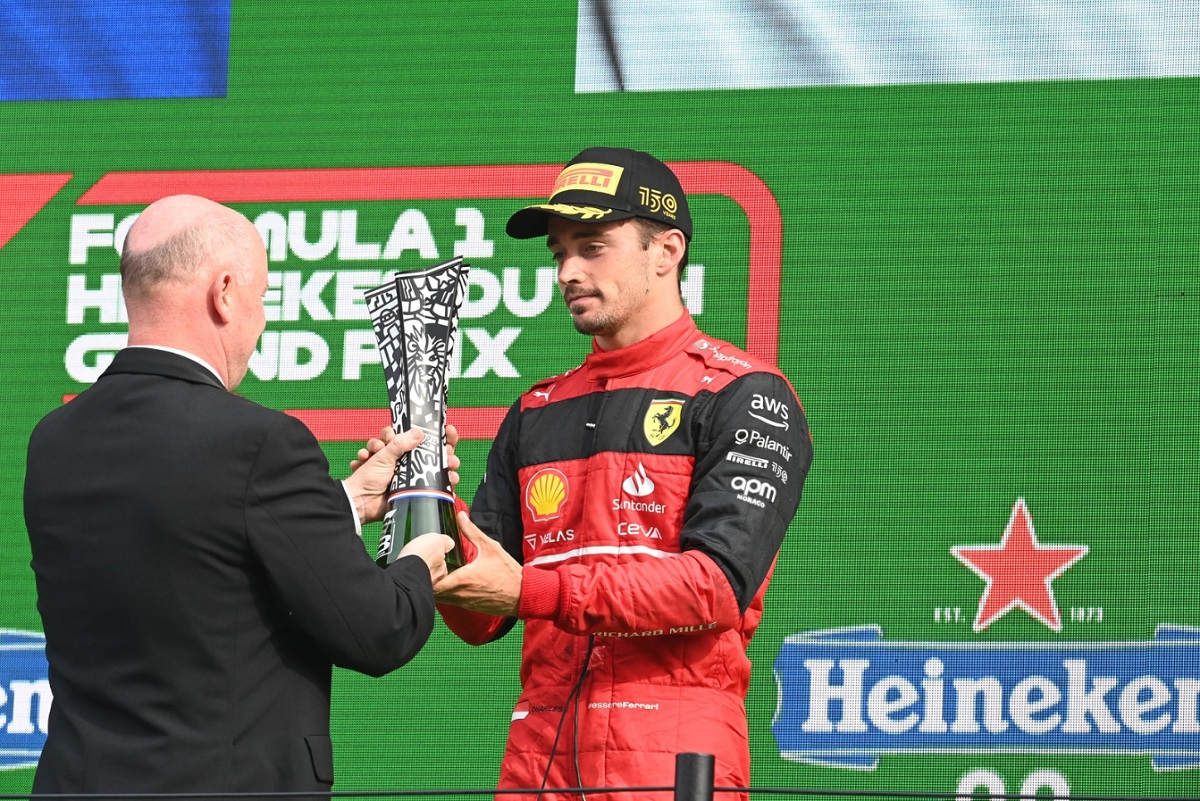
top-left (557, 254), bottom-right (584, 284)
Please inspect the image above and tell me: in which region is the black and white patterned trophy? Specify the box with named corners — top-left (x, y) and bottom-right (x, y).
top-left (365, 256), bottom-right (470, 570)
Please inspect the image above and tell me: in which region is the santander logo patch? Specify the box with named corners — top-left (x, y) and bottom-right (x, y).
top-left (621, 463), bottom-right (655, 497)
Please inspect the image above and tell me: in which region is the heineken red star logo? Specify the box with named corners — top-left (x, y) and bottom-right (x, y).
top-left (951, 498), bottom-right (1088, 633)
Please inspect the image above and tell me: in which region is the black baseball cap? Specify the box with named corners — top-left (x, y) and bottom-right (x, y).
top-left (506, 147), bottom-right (692, 241)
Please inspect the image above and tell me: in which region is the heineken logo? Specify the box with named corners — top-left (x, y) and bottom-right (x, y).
top-left (951, 499), bottom-right (1088, 632)
top-left (773, 624), bottom-right (1200, 771)
top-left (773, 498), bottom-right (1199, 779)
top-left (0, 630), bottom-right (50, 771)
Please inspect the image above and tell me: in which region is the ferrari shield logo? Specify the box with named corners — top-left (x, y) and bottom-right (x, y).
top-left (643, 399), bottom-right (684, 446)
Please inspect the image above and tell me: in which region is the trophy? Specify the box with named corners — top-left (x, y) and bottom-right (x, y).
top-left (365, 256), bottom-right (470, 570)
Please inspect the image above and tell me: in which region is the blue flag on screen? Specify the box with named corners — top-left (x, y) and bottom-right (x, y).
top-left (0, 0), bottom-right (230, 101)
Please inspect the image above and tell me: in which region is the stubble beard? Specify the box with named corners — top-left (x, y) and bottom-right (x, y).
top-left (563, 288), bottom-right (614, 337)
top-left (563, 269), bottom-right (651, 339)
top-left (570, 309), bottom-right (616, 337)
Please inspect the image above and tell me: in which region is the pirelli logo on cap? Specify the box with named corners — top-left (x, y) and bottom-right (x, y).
top-left (551, 163), bottom-right (624, 198)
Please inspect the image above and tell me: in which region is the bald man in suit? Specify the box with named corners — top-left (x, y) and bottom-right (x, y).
top-left (25, 195), bottom-right (453, 796)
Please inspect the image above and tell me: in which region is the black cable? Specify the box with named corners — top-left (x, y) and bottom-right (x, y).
top-left (537, 635), bottom-right (595, 798)
top-left (572, 707), bottom-right (586, 800)
top-left (10, 784), bottom-right (1200, 799)
top-left (591, 0), bottom-right (625, 91)
top-left (572, 636), bottom-right (596, 800)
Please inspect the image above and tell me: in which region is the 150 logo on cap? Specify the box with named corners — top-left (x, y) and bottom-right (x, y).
top-left (639, 186), bottom-right (678, 220)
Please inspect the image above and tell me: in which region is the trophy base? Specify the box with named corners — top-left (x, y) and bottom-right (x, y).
top-left (377, 491), bottom-right (464, 571)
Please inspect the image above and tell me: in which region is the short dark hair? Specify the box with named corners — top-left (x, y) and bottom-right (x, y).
top-left (630, 217), bottom-right (690, 276)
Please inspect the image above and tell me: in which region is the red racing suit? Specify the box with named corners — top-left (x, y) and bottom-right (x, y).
top-left (440, 313), bottom-right (812, 800)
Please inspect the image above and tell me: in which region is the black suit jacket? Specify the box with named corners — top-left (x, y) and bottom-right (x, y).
top-left (24, 347), bottom-right (435, 795)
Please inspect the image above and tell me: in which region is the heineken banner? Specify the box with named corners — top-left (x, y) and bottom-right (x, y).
top-left (0, 1), bottom-right (1192, 798)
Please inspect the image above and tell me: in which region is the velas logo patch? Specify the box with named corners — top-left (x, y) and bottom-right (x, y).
top-left (551, 163), bottom-right (624, 198)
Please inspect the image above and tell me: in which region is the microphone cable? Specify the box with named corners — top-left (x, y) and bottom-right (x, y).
top-left (538, 635), bottom-right (596, 799)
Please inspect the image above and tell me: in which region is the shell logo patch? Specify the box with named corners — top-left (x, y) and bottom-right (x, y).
top-left (643, 399), bottom-right (684, 446)
top-left (525, 467), bottom-right (568, 521)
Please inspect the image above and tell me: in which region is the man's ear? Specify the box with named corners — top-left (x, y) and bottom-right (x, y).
top-left (655, 228), bottom-right (687, 277)
top-left (210, 271), bottom-right (235, 324)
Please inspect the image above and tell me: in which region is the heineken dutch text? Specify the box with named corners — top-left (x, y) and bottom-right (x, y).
top-left (365, 257), bottom-right (470, 570)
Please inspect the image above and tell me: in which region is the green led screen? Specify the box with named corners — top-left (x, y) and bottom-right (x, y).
top-left (0, 2), bottom-right (1193, 798)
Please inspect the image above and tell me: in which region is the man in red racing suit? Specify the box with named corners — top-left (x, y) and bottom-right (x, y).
top-left (435, 148), bottom-right (812, 800)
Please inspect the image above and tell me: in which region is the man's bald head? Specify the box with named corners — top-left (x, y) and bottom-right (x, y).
top-left (121, 195), bottom-right (260, 303)
top-left (119, 195), bottom-right (270, 389)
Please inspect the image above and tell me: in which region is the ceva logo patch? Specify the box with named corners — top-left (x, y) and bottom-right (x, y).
top-left (0, 630), bottom-right (51, 771)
